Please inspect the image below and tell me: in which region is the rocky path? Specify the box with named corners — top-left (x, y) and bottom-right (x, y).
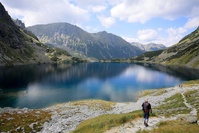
top-left (105, 116), bottom-right (176, 133)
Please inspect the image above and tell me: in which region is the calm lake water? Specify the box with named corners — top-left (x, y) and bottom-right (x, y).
top-left (0, 63), bottom-right (199, 109)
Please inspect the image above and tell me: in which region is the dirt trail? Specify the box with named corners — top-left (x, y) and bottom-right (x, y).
top-left (181, 92), bottom-right (197, 116)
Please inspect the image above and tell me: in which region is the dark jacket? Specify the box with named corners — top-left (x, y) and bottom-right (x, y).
top-left (142, 102), bottom-right (152, 113)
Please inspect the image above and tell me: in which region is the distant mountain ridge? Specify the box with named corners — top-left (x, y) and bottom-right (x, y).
top-left (131, 42), bottom-right (166, 51)
top-left (131, 27), bottom-right (199, 68)
top-left (28, 23), bottom-right (144, 60)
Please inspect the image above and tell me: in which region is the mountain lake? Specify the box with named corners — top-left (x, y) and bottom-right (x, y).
top-left (0, 62), bottom-right (199, 109)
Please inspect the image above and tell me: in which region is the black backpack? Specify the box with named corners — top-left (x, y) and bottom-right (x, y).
top-left (143, 102), bottom-right (150, 112)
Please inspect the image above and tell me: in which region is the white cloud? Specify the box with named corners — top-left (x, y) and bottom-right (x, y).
top-left (1, 0), bottom-right (89, 26)
top-left (167, 28), bottom-right (187, 36)
top-left (74, 0), bottom-right (123, 8)
top-left (121, 36), bottom-right (138, 43)
top-left (97, 15), bottom-right (115, 28)
top-left (91, 5), bottom-right (106, 13)
top-left (111, 0), bottom-right (199, 23)
top-left (74, 0), bottom-right (105, 7)
top-left (83, 25), bottom-right (100, 33)
top-left (165, 27), bottom-right (187, 45)
top-left (122, 27), bottom-right (188, 47)
top-left (184, 17), bottom-right (199, 29)
top-left (137, 29), bottom-right (158, 42)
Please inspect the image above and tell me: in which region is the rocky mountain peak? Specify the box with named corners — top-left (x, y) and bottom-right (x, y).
top-left (14, 18), bottom-right (26, 30)
top-left (131, 42), bottom-right (166, 51)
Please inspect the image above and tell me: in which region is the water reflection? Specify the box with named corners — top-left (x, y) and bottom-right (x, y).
top-left (0, 63), bottom-right (198, 109)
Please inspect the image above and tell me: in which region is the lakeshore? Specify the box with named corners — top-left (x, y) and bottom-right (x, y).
top-left (0, 81), bottom-right (199, 133)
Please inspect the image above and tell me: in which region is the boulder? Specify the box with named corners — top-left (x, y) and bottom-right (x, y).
top-left (186, 116), bottom-right (197, 124)
top-left (176, 114), bottom-right (197, 124)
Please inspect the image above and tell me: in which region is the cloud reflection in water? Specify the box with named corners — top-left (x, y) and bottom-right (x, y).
top-left (1, 63), bottom-right (197, 108)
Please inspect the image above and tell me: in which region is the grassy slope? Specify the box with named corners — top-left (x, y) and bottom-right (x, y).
top-left (73, 111), bottom-right (143, 133)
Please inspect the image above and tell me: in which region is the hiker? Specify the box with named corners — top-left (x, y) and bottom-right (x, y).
top-left (142, 99), bottom-right (152, 126)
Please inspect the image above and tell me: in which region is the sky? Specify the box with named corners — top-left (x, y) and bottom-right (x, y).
top-left (1, 0), bottom-right (199, 47)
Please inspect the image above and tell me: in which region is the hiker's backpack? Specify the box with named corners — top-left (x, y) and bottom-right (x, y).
top-left (143, 102), bottom-right (149, 112)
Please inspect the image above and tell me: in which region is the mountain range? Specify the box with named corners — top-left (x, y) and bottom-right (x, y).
top-left (27, 23), bottom-right (144, 60)
top-left (0, 2), bottom-right (85, 66)
top-left (0, 2), bottom-right (198, 68)
top-left (131, 42), bottom-right (166, 51)
top-left (131, 27), bottom-right (199, 68)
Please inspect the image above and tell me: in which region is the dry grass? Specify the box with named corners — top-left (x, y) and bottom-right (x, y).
top-left (72, 99), bottom-right (115, 111)
top-left (0, 110), bottom-right (51, 132)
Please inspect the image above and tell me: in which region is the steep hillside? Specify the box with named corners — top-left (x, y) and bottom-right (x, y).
top-left (28, 23), bottom-right (143, 60)
top-left (131, 27), bottom-right (199, 69)
top-left (131, 42), bottom-right (166, 51)
top-left (0, 3), bottom-right (85, 66)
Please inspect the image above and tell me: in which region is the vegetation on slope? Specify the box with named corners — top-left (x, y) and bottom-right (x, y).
top-left (0, 110), bottom-right (51, 132)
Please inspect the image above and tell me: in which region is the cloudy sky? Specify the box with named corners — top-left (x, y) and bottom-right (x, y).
top-left (1, 0), bottom-right (199, 46)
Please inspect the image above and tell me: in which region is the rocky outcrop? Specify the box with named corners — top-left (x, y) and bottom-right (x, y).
top-left (14, 18), bottom-right (26, 30)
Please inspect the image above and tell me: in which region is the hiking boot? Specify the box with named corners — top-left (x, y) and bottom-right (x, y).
top-left (145, 122), bottom-right (149, 127)
top-left (144, 121), bottom-right (147, 126)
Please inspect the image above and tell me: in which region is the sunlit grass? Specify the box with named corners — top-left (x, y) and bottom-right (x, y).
top-left (73, 110), bottom-right (143, 133)
top-left (137, 88), bottom-right (166, 98)
top-left (182, 79), bottom-right (199, 87)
